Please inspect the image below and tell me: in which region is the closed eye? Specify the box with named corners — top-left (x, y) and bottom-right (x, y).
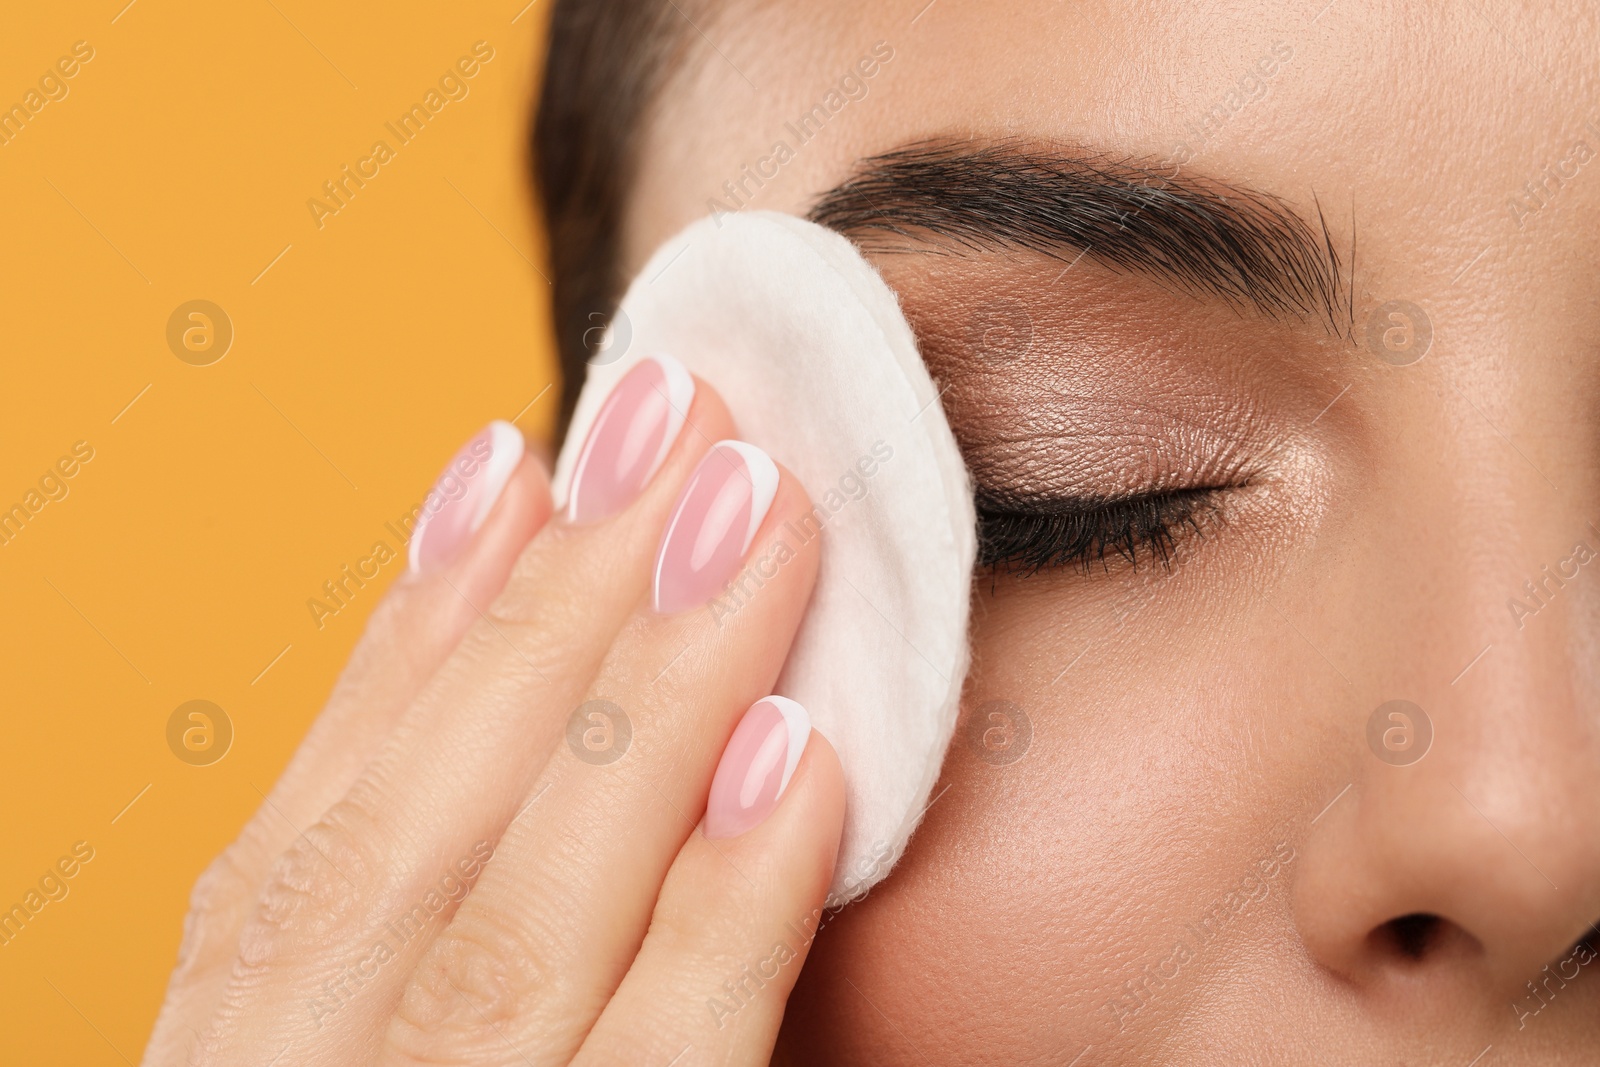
top-left (975, 485), bottom-right (1227, 575)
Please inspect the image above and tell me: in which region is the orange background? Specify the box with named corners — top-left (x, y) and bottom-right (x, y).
top-left (0, 2), bottom-right (556, 1060)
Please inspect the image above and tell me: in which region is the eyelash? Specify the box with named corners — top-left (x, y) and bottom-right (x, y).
top-left (976, 486), bottom-right (1224, 575)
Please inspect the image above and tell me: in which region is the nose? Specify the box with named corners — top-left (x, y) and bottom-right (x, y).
top-left (1293, 546), bottom-right (1600, 1004)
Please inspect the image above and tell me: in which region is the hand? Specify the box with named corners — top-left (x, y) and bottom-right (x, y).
top-left (143, 364), bottom-right (845, 1066)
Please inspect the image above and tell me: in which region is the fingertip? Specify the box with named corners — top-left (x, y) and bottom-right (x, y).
top-left (750, 717), bottom-right (846, 931)
top-left (459, 449), bottom-right (553, 576)
top-left (747, 458), bottom-right (823, 583)
top-left (519, 435), bottom-right (560, 525)
top-left (681, 370), bottom-right (736, 447)
top-left (791, 724), bottom-right (847, 841)
top-left (524, 424), bottom-right (556, 472)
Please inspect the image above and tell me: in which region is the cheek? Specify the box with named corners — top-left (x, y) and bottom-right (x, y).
top-left (780, 563), bottom-right (1330, 1063)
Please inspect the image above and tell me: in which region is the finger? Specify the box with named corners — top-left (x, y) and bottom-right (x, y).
top-left (145, 422), bottom-right (548, 1065)
top-left (574, 708), bottom-right (844, 1067)
top-left (382, 450), bottom-right (821, 1067)
top-left (194, 366), bottom-right (736, 1060)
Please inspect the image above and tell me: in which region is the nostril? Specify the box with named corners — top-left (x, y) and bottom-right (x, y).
top-left (1369, 913), bottom-right (1448, 961)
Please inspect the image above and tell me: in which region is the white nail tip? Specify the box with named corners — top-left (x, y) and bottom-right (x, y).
top-left (762, 695), bottom-right (811, 793)
top-left (713, 439), bottom-right (778, 553)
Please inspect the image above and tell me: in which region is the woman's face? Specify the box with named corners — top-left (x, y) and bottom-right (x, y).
top-left (618, 1), bottom-right (1600, 1060)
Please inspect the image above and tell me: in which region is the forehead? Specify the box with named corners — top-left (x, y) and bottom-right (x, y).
top-left (625, 0), bottom-right (1597, 310)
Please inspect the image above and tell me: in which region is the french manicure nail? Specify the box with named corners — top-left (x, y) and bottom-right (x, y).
top-left (705, 696), bottom-right (810, 839)
top-left (652, 440), bottom-right (778, 614)
top-left (567, 354), bottom-right (695, 524)
top-left (409, 420), bottom-right (525, 574)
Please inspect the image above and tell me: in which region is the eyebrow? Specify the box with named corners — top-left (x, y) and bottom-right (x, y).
top-left (807, 138), bottom-right (1350, 335)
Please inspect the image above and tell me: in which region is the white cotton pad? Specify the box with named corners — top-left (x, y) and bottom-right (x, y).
top-left (551, 211), bottom-right (975, 901)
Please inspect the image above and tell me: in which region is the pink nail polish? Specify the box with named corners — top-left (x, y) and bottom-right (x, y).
top-left (652, 440), bottom-right (778, 614)
top-left (705, 697), bottom-right (810, 839)
top-left (408, 421), bottom-right (525, 574)
top-left (567, 354), bottom-right (695, 524)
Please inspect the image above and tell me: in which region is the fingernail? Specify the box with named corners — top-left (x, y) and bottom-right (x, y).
top-left (705, 696), bottom-right (810, 839)
top-left (567, 354), bottom-right (695, 524)
top-left (653, 440), bottom-right (778, 614)
top-left (409, 420), bottom-right (525, 574)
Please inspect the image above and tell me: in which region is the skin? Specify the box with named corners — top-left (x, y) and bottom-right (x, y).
top-left (619, 0), bottom-right (1600, 1063)
top-left (147, 1), bottom-right (1600, 1064)
top-left (142, 382), bottom-right (848, 1065)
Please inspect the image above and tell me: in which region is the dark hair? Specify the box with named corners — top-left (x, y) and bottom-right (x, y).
top-left (532, 0), bottom-right (689, 438)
